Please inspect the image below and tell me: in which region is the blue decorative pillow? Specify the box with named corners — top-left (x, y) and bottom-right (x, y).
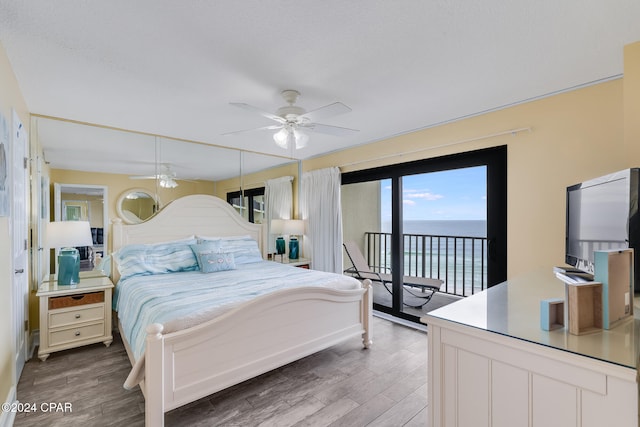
top-left (114, 238), bottom-right (199, 280)
top-left (190, 241), bottom-right (221, 269)
top-left (199, 252), bottom-right (236, 273)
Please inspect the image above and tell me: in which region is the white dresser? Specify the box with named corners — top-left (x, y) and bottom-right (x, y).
top-left (37, 274), bottom-right (114, 361)
top-left (423, 269), bottom-right (639, 427)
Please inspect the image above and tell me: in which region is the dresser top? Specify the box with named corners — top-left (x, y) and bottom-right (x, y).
top-left (37, 275), bottom-right (113, 297)
top-left (424, 268), bottom-right (640, 369)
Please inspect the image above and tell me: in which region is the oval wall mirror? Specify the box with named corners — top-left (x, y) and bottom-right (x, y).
top-left (116, 188), bottom-right (161, 224)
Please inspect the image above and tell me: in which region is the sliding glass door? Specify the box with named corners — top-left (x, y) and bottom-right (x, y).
top-left (341, 146), bottom-right (507, 323)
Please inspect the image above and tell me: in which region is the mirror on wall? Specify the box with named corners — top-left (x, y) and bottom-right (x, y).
top-left (37, 117), bottom-right (299, 224)
top-left (53, 183), bottom-right (108, 271)
top-left (116, 188), bottom-right (160, 224)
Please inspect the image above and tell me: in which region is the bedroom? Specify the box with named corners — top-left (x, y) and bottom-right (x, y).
top-left (2, 2), bottom-right (640, 426)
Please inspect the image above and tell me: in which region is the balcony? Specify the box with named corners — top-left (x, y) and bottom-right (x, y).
top-left (363, 231), bottom-right (488, 297)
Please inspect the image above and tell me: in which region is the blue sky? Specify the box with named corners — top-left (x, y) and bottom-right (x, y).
top-left (381, 166), bottom-right (487, 221)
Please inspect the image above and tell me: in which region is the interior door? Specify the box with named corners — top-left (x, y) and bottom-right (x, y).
top-left (12, 110), bottom-right (28, 380)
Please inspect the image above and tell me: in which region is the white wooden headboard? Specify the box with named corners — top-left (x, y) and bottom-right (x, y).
top-left (111, 194), bottom-right (264, 282)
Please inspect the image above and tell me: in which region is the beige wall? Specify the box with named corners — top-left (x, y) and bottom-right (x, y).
top-left (624, 42), bottom-right (640, 164)
top-left (341, 181), bottom-right (381, 268)
top-left (0, 41), bottom-right (29, 411)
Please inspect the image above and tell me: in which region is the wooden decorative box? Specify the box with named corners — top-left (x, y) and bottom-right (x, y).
top-left (594, 249), bottom-right (634, 329)
top-left (540, 298), bottom-right (564, 331)
top-left (566, 282), bottom-right (603, 335)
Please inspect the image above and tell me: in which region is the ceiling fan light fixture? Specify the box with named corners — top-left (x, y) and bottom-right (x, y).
top-left (159, 177), bottom-right (178, 188)
top-left (293, 129), bottom-right (308, 149)
top-left (273, 126), bottom-right (308, 150)
top-left (273, 128), bottom-right (289, 148)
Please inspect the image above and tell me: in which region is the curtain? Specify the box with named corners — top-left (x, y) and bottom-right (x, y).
top-left (301, 167), bottom-right (343, 273)
top-left (264, 175), bottom-right (293, 254)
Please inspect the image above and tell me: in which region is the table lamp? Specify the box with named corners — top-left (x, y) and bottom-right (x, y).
top-left (282, 219), bottom-right (305, 260)
top-left (47, 221), bottom-right (93, 286)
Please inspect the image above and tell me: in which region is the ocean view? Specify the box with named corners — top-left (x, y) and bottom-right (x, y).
top-left (374, 220), bottom-right (488, 295)
top-left (394, 219), bottom-right (487, 237)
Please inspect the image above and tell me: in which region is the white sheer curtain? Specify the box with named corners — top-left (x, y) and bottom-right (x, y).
top-left (264, 176), bottom-right (293, 254)
top-left (301, 167), bottom-right (343, 273)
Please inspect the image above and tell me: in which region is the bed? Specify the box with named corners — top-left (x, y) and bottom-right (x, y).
top-left (110, 194), bottom-right (372, 426)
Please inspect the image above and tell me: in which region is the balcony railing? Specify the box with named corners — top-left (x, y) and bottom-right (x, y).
top-left (364, 231), bottom-right (488, 297)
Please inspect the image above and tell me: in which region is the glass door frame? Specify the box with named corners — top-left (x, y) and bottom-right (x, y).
top-left (342, 145), bottom-right (507, 322)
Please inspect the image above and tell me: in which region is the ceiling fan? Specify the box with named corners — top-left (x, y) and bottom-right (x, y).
top-left (223, 89), bottom-right (359, 149)
top-left (129, 163), bottom-right (179, 188)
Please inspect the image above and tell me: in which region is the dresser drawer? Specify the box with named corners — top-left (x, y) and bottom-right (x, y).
top-left (49, 305), bottom-right (104, 328)
top-left (49, 291), bottom-right (104, 309)
top-left (49, 322), bottom-right (105, 347)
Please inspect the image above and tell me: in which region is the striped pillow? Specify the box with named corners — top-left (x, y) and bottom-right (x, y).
top-left (114, 238), bottom-right (198, 280)
top-left (200, 235), bottom-right (262, 265)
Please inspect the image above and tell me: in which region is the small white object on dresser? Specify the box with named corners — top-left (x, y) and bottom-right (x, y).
top-left (36, 275), bottom-right (114, 361)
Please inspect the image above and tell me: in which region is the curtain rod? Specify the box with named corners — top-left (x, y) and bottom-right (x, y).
top-left (339, 127), bottom-right (532, 168)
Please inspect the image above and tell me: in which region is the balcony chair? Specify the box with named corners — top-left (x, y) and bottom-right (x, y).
top-left (343, 240), bottom-right (443, 308)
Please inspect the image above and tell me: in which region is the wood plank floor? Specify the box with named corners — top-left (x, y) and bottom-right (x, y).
top-left (14, 316), bottom-right (429, 426)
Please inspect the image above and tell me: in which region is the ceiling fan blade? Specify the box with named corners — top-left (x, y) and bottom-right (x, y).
top-left (303, 122), bottom-right (359, 137)
top-left (230, 103), bottom-right (286, 123)
top-left (221, 124), bottom-right (282, 136)
top-left (300, 102), bottom-right (351, 123)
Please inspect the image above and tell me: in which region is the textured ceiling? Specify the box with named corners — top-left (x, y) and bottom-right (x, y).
top-left (1, 1), bottom-right (640, 180)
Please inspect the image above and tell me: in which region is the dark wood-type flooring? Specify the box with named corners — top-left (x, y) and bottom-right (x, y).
top-left (15, 315), bottom-right (430, 426)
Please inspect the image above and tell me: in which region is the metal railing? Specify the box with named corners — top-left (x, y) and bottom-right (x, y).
top-left (364, 231), bottom-right (488, 297)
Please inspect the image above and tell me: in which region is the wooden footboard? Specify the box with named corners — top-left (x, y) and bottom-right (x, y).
top-left (143, 280), bottom-right (372, 426)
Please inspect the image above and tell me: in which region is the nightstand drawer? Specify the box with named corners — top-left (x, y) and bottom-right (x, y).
top-left (49, 291), bottom-right (104, 309)
top-left (49, 322), bottom-right (105, 347)
top-left (49, 305), bottom-right (104, 328)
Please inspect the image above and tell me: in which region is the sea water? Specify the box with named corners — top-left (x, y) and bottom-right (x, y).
top-left (378, 220), bottom-right (487, 295)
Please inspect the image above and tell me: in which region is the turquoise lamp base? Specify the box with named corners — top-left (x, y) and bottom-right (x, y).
top-left (289, 237), bottom-right (299, 260)
top-left (58, 248), bottom-right (80, 286)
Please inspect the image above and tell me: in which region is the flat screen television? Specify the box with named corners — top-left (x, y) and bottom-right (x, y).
top-left (565, 168), bottom-right (640, 292)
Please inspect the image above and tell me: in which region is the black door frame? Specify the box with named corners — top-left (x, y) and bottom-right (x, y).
top-left (342, 145), bottom-right (507, 322)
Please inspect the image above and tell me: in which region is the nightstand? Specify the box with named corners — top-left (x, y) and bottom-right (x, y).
top-left (36, 275), bottom-right (114, 361)
top-left (276, 257), bottom-right (311, 269)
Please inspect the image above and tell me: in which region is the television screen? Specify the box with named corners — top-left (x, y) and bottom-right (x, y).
top-left (566, 169), bottom-right (632, 274)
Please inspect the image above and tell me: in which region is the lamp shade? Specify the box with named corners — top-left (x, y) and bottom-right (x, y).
top-left (270, 219), bottom-right (286, 235)
top-left (282, 219), bottom-right (305, 236)
top-left (47, 221), bottom-right (93, 248)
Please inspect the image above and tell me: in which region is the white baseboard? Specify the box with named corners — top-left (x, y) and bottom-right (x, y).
top-left (0, 386), bottom-right (17, 427)
top-left (373, 310), bottom-right (428, 332)
top-left (29, 330), bottom-right (39, 360)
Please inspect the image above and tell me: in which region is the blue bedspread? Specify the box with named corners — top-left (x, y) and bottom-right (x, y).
top-left (113, 261), bottom-right (361, 360)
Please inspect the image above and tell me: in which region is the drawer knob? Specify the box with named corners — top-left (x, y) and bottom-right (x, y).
top-left (74, 331), bottom-right (81, 337)
top-left (75, 314), bottom-right (81, 319)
